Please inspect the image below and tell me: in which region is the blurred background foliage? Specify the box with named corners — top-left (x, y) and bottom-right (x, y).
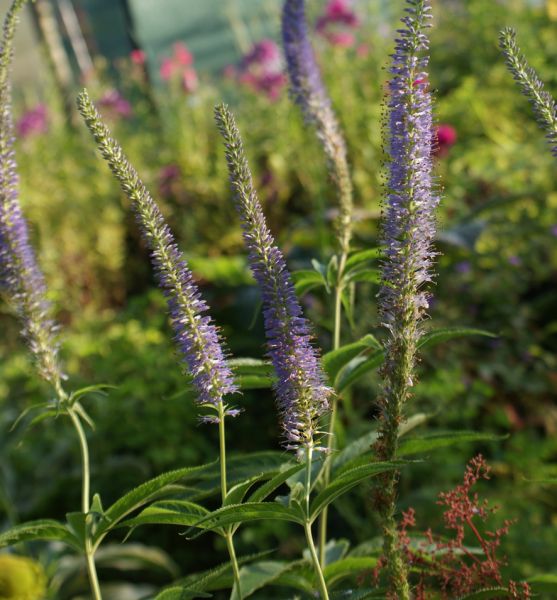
top-left (1, 0), bottom-right (557, 597)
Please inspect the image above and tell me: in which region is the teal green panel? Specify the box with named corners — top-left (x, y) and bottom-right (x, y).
top-left (128, 0), bottom-right (283, 79)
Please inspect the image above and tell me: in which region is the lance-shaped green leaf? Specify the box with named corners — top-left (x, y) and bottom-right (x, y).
top-left (398, 431), bottom-right (506, 457)
top-left (187, 503), bottom-right (305, 539)
top-left (323, 557), bottom-right (378, 587)
top-left (322, 334), bottom-right (381, 382)
top-left (418, 327), bottom-right (497, 350)
top-left (344, 248), bottom-right (382, 272)
top-left (248, 462), bottom-right (305, 503)
top-left (309, 461), bottom-right (401, 521)
top-left (224, 475), bottom-right (268, 506)
top-left (292, 269), bottom-right (327, 295)
top-left (0, 520), bottom-right (80, 550)
top-left (156, 550), bottom-right (275, 598)
top-left (231, 560), bottom-right (291, 600)
top-left (336, 351), bottom-right (385, 392)
top-left (94, 464), bottom-right (211, 543)
top-left (229, 358), bottom-right (275, 390)
top-left (120, 500), bottom-right (209, 530)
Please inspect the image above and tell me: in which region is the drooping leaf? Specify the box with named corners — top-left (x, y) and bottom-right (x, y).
top-left (156, 550), bottom-right (275, 598)
top-left (184, 452), bottom-right (287, 501)
top-left (186, 503), bottom-right (304, 539)
top-left (231, 561), bottom-right (290, 600)
top-left (345, 248), bottom-right (382, 271)
top-left (332, 414), bottom-right (427, 475)
top-left (224, 475), bottom-right (268, 506)
top-left (93, 542), bottom-right (179, 577)
top-left (418, 327), bottom-right (497, 350)
top-left (120, 500), bottom-right (209, 530)
top-left (324, 557), bottom-right (378, 587)
top-left (344, 268), bottom-right (381, 285)
top-left (292, 269), bottom-right (327, 296)
top-left (0, 520), bottom-right (80, 550)
top-left (322, 334), bottom-right (382, 382)
top-left (310, 462), bottom-right (401, 521)
top-left (95, 465), bottom-right (211, 543)
top-left (248, 463), bottom-right (305, 503)
top-left (398, 431), bottom-right (506, 457)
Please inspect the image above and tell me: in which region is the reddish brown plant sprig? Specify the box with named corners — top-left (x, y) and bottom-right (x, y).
top-left (371, 456), bottom-right (531, 599)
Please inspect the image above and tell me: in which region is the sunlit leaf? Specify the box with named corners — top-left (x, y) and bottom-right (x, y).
top-left (187, 503), bottom-right (304, 539)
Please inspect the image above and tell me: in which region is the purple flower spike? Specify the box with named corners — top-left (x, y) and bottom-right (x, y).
top-left (282, 0), bottom-right (353, 252)
top-left (77, 90), bottom-right (238, 421)
top-left (1, 0), bottom-right (64, 389)
top-left (379, 0), bottom-right (439, 355)
top-left (215, 104), bottom-right (332, 454)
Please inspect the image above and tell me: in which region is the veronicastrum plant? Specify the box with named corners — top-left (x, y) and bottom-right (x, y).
top-left (1, 0), bottom-right (554, 598)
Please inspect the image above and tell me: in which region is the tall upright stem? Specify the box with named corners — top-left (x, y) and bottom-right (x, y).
top-left (67, 406), bottom-right (103, 600)
top-left (304, 446), bottom-right (329, 600)
top-left (318, 248), bottom-right (348, 565)
top-left (218, 405), bottom-right (243, 599)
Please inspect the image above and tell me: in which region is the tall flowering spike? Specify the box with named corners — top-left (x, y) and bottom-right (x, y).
top-left (374, 1), bottom-right (438, 597)
top-left (499, 28), bottom-right (557, 157)
top-left (0, 0), bottom-right (64, 391)
top-left (77, 91), bottom-right (238, 421)
top-left (214, 104), bottom-right (332, 454)
top-left (282, 0), bottom-right (353, 253)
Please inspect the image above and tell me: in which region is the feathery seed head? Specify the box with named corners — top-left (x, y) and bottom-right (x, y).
top-left (499, 27), bottom-right (557, 157)
top-left (77, 90), bottom-right (238, 421)
top-left (0, 0), bottom-right (64, 389)
top-left (215, 103), bottom-right (332, 455)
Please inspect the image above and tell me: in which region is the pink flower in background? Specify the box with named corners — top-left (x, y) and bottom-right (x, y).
top-left (243, 39), bottom-right (281, 69)
top-left (228, 39), bottom-right (286, 101)
top-left (159, 164), bottom-right (181, 198)
top-left (433, 124), bottom-right (457, 157)
top-left (16, 104), bottom-right (48, 138)
top-left (130, 49), bottom-right (146, 65)
top-left (173, 42), bottom-right (193, 66)
top-left (316, 0), bottom-right (360, 47)
top-left (98, 89), bottom-right (132, 119)
top-left (551, 224), bottom-right (557, 237)
top-left (159, 42), bottom-right (198, 93)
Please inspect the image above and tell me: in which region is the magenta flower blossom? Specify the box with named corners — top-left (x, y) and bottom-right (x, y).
top-left (130, 49), bottom-right (146, 65)
top-left (228, 39), bottom-right (286, 101)
top-left (16, 103), bottom-right (48, 138)
top-left (98, 90), bottom-right (132, 119)
top-left (316, 0), bottom-right (359, 48)
top-left (433, 124), bottom-right (457, 157)
top-left (159, 42), bottom-right (198, 93)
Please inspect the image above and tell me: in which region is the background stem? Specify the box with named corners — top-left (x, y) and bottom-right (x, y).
top-left (318, 249), bottom-right (348, 565)
top-left (67, 405), bottom-right (103, 600)
top-left (218, 405), bottom-right (243, 599)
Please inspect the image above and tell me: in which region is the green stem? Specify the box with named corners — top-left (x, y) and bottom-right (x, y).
top-left (218, 405), bottom-right (243, 599)
top-left (318, 249), bottom-right (348, 565)
top-left (304, 446), bottom-right (329, 600)
top-left (67, 406), bottom-right (103, 600)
